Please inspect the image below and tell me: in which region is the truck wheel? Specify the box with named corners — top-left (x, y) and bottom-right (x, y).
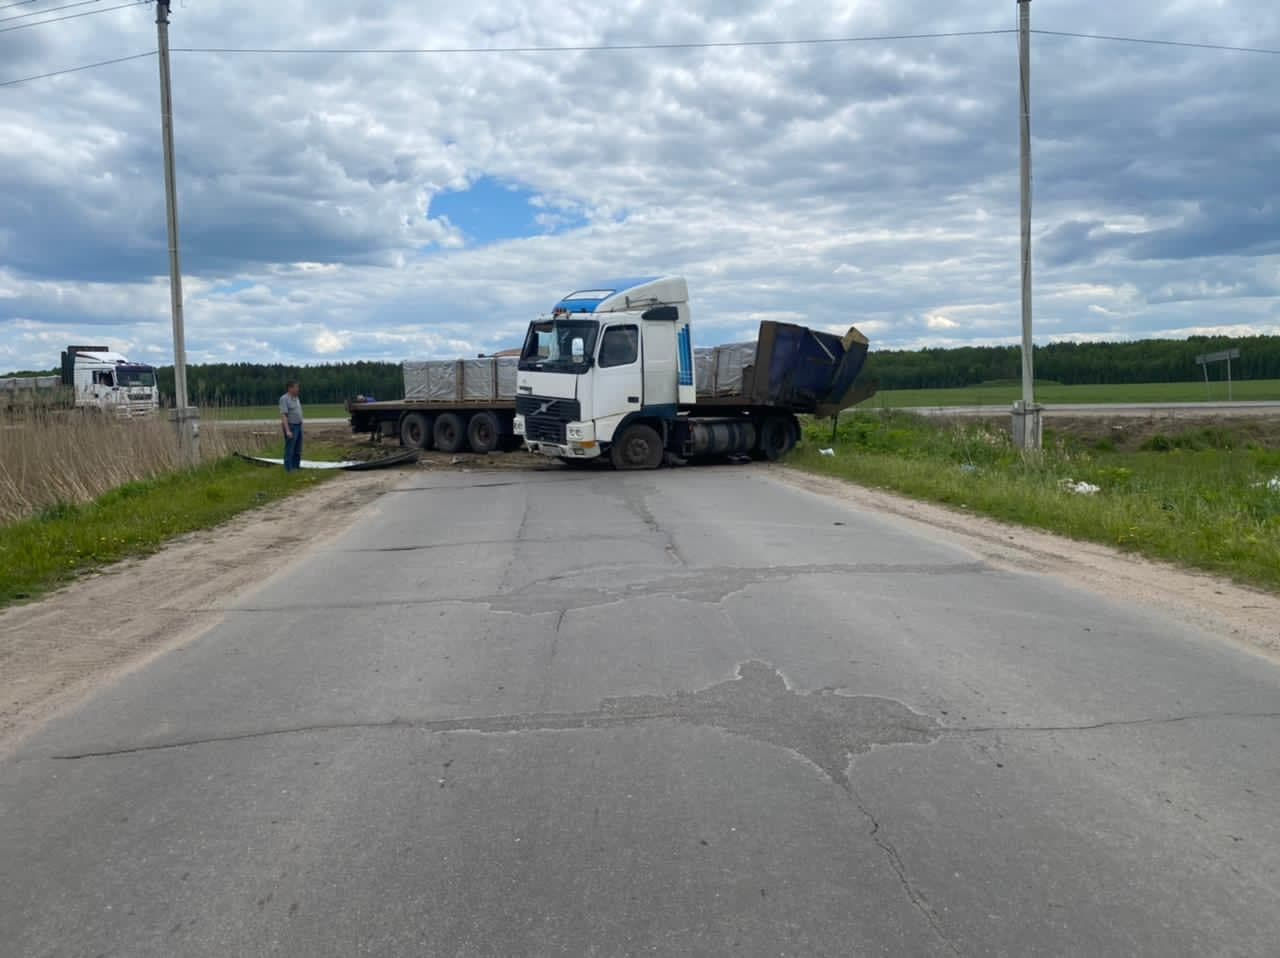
top-left (610, 424), bottom-right (664, 470)
top-left (757, 415), bottom-right (797, 461)
top-left (467, 411), bottom-right (501, 454)
top-left (400, 412), bottom-right (433, 449)
top-left (434, 412), bottom-right (466, 453)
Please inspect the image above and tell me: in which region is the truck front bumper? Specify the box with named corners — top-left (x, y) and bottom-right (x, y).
top-left (515, 415), bottom-right (602, 459)
top-left (524, 439), bottom-right (603, 460)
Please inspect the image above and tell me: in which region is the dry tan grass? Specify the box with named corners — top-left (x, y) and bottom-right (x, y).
top-left (0, 412), bottom-right (273, 524)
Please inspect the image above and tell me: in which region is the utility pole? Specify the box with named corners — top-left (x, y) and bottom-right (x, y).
top-left (155, 0), bottom-right (198, 462)
top-left (1012, 0), bottom-right (1042, 450)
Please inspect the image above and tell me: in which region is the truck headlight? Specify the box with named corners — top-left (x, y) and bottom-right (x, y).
top-left (513, 415), bottom-right (525, 435)
top-left (567, 424), bottom-right (584, 440)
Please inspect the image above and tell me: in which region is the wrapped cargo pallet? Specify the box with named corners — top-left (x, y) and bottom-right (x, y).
top-left (694, 342), bottom-right (757, 398)
top-left (402, 357), bottom-right (519, 402)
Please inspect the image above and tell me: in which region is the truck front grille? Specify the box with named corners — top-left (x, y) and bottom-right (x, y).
top-left (517, 395), bottom-right (580, 444)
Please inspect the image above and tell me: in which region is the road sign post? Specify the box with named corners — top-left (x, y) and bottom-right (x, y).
top-left (1194, 349), bottom-right (1241, 402)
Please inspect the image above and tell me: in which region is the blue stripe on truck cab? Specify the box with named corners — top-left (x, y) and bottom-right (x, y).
top-left (677, 325), bottom-right (694, 386)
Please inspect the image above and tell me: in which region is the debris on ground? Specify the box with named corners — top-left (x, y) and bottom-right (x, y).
top-left (1060, 478), bottom-right (1101, 495)
top-left (236, 449), bottom-right (420, 471)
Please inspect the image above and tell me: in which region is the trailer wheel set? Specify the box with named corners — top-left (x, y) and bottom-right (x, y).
top-left (392, 409), bottom-right (516, 455)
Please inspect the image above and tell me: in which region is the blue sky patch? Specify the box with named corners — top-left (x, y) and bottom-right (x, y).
top-left (429, 177), bottom-right (586, 244)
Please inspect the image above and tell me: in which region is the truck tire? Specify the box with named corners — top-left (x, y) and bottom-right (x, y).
top-left (610, 424), bottom-right (664, 470)
top-left (434, 412), bottom-right (466, 453)
top-left (467, 411), bottom-right (501, 454)
top-left (757, 415), bottom-right (797, 461)
top-left (400, 412), bottom-right (433, 449)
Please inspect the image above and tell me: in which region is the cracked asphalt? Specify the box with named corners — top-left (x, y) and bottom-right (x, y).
top-left (3, 467), bottom-right (1280, 956)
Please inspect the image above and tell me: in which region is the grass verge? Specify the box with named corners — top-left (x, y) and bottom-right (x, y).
top-left (873, 379), bottom-right (1280, 407)
top-left (790, 412), bottom-right (1280, 592)
top-left (0, 457), bottom-right (332, 607)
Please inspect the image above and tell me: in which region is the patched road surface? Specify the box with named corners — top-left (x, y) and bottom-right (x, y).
top-left (3, 466), bottom-right (1279, 956)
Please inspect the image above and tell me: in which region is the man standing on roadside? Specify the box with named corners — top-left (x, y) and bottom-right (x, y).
top-left (279, 379), bottom-right (304, 472)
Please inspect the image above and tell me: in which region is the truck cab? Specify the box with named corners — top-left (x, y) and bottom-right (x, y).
top-left (61, 346), bottom-right (160, 416)
top-left (514, 276), bottom-right (695, 465)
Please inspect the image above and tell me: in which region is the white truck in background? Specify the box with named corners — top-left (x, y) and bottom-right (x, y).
top-left (59, 345), bottom-right (160, 415)
top-left (514, 276), bottom-right (874, 469)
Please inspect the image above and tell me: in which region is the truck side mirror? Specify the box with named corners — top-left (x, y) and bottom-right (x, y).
top-left (572, 337), bottom-right (585, 362)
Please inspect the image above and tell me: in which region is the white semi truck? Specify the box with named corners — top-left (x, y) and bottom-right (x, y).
top-left (59, 345), bottom-right (160, 416)
top-left (514, 276), bottom-right (874, 469)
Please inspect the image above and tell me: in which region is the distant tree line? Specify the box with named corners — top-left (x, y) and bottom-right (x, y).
top-left (863, 335), bottom-right (1280, 390)
top-left (154, 361), bottom-right (403, 406)
top-left (14, 334), bottom-right (1277, 404)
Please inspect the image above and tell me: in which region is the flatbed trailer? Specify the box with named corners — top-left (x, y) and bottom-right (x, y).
top-left (346, 356), bottom-right (520, 453)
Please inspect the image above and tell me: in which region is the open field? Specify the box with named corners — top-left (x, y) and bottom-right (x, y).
top-left (205, 403), bottom-right (349, 421)
top-left (872, 378), bottom-right (1280, 407)
top-left (0, 459), bottom-right (334, 607)
top-left (0, 414), bottom-right (284, 525)
top-left (0, 415), bottom-right (345, 606)
top-left (790, 411), bottom-right (1280, 592)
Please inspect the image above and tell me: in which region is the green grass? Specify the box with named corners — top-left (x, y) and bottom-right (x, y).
top-left (205, 403), bottom-right (349, 421)
top-left (0, 457), bottom-right (332, 607)
top-left (791, 412), bottom-right (1280, 592)
top-left (872, 379), bottom-right (1280, 408)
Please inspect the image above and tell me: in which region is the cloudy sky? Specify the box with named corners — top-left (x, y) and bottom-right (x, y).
top-left (1, 0), bottom-right (1278, 372)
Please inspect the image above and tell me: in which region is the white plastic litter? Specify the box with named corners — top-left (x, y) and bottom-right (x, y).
top-left (819, 448), bottom-right (835, 457)
top-left (1060, 478), bottom-right (1100, 495)
top-left (1251, 476), bottom-right (1280, 492)
top-left (243, 456), bottom-right (361, 469)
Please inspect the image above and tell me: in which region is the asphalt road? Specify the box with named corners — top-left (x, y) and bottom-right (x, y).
top-left (3, 466), bottom-right (1279, 957)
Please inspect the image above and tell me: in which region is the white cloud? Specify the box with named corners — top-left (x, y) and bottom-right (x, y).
top-left (2, 0), bottom-right (1279, 371)
top-left (311, 330), bottom-right (348, 354)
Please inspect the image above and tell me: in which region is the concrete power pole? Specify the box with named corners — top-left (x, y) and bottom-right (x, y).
top-left (155, 0), bottom-right (199, 462)
top-left (1012, 0), bottom-right (1042, 450)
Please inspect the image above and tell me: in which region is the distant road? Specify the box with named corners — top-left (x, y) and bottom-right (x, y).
top-left (213, 417), bottom-right (348, 427)
top-left (905, 401), bottom-right (1280, 418)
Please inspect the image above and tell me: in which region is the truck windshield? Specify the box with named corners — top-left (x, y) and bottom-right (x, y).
top-left (518, 319), bottom-right (599, 373)
top-left (116, 366), bottom-right (156, 388)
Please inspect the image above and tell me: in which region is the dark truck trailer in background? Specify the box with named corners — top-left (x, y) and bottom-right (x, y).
top-left (346, 356), bottom-right (519, 454)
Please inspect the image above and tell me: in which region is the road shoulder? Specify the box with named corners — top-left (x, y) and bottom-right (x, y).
top-left (773, 466), bottom-right (1280, 661)
top-left (0, 471), bottom-right (400, 754)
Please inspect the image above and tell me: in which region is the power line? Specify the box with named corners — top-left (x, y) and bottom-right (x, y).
top-left (0, 0), bottom-right (144, 34)
top-left (4, 23), bottom-right (1277, 90)
top-left (0, 0), bottom-right (111, 25)
top-left (172, 28), bottom-right (1019, 56)
top-left (0, 49), bottom-right (154, 87)
top-left (0, 0), bottom-right (47, 12)
top-left (1032, 28), bottom-right (1280, 56)
top-left (170, 26), bottom-right (1280, 58)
